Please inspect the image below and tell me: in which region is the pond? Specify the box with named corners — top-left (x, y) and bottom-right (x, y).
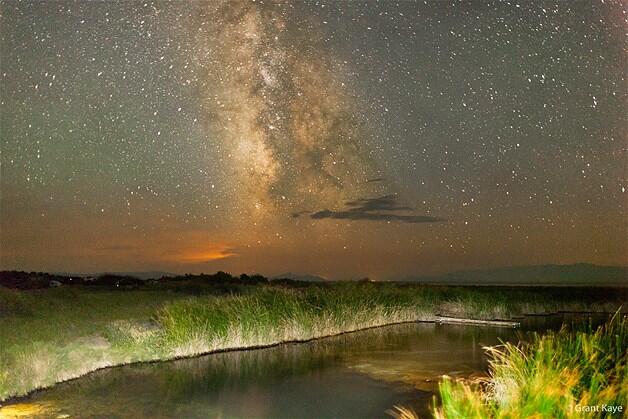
top-left (1, 313), bottom-right (605, 418)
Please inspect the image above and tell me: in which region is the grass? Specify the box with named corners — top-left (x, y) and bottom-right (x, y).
top-left (431, 313), bottom-right (627, 418)
top-left (0, 287), bottom-right (184, 400)
top-left (0, 280), bottom-right (625, 403)
top-left (154, 284), bottom-right (433, 357)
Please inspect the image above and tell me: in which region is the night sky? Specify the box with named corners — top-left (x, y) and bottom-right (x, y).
top-left (1, 1), bottom-right (626, 280)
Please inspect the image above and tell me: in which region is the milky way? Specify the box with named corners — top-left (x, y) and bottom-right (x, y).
top-left (194, 1), bottom-right (380, 227)
top-left (1, 1), bottom-right (626, 279)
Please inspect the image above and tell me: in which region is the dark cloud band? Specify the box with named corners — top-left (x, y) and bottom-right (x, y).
top-left (294, 195), bottom-right (445, 224)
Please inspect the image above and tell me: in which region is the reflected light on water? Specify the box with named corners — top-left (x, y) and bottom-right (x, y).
top-left (2, 315), bottom-right (599, 419)
top-left (0, 402), bottom-right (60, 418)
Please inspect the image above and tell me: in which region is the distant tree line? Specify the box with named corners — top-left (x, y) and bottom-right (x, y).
top-left (0, 270), bottom-right (309, 291)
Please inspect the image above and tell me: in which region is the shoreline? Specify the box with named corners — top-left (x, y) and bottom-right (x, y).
top-left (1, 317), bottom-right (430, 405)
top-left (1, 282), bottom-right (625, 405)
top-left (2, 310), bottom-right (623, 406)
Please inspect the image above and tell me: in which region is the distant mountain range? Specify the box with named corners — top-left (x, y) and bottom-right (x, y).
top-left (402, 263), bottom-right (627, 286)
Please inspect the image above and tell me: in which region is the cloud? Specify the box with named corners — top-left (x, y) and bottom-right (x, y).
top-left (170, 244), bottom-right (238, 263)
top-left (344, 195), bottom-right (413, 212)
top-left (294, 195), bottom-right (446, 224)
top-left (309, 210), bottom-right (445, 223)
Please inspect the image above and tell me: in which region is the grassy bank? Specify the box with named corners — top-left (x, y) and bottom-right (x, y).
top-left (0, 280), bottom-right (625, 402)
top-left (428, 313), bottom-right (627, 418)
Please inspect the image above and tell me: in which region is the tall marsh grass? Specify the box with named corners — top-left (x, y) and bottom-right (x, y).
top-left (0, 283), bottom-right (436, 401)
top-left (433, 313), bottom-right (627, 418)
top-left (154, 284), bottom-right (435, 356)
top-left (0, 282), bottom-right (624, 403)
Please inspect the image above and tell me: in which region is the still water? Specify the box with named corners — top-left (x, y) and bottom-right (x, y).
top-left (2, 314), bottom-right (601, 419)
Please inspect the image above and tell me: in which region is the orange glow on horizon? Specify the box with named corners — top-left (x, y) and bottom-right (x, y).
top-left (172, 245), bottom-right (237, 263)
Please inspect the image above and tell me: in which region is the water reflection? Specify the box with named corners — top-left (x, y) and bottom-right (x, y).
top-left (2, 314), bottom-right (609, 419)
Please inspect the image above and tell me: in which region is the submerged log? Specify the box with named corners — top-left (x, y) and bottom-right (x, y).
top-left (435, 316), bottom-right (520, 328)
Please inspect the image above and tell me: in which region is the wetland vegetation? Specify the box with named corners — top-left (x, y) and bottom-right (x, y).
top-left (0, 271), bottom-right (624, 405)
top-left (428, 313), bottom-right (627, 418)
